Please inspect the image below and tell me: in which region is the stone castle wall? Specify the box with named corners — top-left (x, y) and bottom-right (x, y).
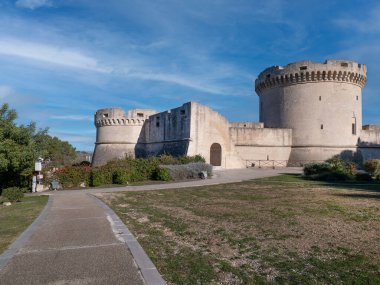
top-left (92, 59), bottom-right (380, 168)
top-left (358, 125), bottom-right (380, 161)
top-left (255, 60), bottom-right (368, 162)
top-left (230, 127), bottom-right (292, 165)
top-left (136, 103), bottom-right (192, 157)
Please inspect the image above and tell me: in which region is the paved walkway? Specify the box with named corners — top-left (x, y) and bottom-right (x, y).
top-left (0, 193), bottom-right (145, 285)
top-left (0, 167), bottom-right (302, 284)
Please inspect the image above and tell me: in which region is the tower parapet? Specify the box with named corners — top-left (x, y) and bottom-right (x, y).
top-left (255, 60), bottom-right (366, 93)
top-left (94, 108), bottom-right (152, 127)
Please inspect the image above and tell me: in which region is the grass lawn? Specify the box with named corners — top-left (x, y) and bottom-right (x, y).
top-left (0, 196), bottom-right (49, 254)
top-left (98, 174), bottom-right (380, 285)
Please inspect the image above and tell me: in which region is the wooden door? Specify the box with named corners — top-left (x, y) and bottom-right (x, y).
top-left (210, 143), bottom-right (222, 166)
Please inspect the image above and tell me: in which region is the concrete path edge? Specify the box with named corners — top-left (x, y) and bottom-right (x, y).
top-left (89, 194), bottom-right (166, 285)
top-left (0, 195), bottom-right (53, 271)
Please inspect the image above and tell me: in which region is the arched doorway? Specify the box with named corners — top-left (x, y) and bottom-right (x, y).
top-left (210, 143), bottom-right (222, 166)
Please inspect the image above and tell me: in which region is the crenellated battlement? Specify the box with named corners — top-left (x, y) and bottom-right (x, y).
top-left (94, 108), bottom-right (157, 127)
top-left (255, 60), bottom-right (367, 93)
top-left (95, 118), bottom-right (147, 127)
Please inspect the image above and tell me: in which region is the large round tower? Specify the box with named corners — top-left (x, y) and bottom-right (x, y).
top-left (92, 108), bottom-right (157, 167)
top-left (255, 60), bottom-right (367, 162)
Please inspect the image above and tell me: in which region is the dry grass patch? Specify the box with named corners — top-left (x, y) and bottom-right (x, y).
top-left (98, 175), bottom-right (380, 285)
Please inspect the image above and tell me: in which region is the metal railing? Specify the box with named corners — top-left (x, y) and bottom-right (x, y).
top-left (246, 160), bottom-right (325, 168)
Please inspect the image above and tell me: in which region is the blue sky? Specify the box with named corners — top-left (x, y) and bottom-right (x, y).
top-left (0, 0), bottom-right (379, 151)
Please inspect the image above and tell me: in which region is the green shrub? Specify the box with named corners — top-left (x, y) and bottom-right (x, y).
top-left (304, 163), bottom-right (332, 176)
top-left (355, 172), bottom-right (373, 181)
top-left (90, 167), bottom-right (113, 187)
top-left (157, 154), bottom-right (178, 165)
top-left (156, 154), bottom-right (206, 165)
top-left (74, 155), bottom-right (210, 187)
top-left (20, 187), bottom-right (30, 193)
top-left (154, 167), bottom-right (172, 181)
top-left (104, 157), bottom-right (159, 182)
top-left (2, 187), bottom-right (24, 202)
top-left (363, 159), bottom-right (380, 179)
top-left (326, 156), bottom-right (356, 176)
top-left (178, 155), bottom-right (206, 164)
top-left (133, 158), bottom-right (159, 181)
top-left (303, 156), bottom-right (355, 181)
top-left (113, 169), bottom-right (131, 185)
top-left (56, 166), bottom-right (91, 188)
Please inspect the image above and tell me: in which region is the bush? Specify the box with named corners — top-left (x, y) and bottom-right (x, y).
top-left (20, 187), bottom-right (30, 193)
top-left (56, 166), bottom-right (91, 188)
top-left (326, 156), bottom-right (356, 176)
top-left (55, 155), bottom-right (209, 187)
top-left (363, 159), bottom-right (380, 179)
top-left (178, 155), bottom-right (206, 164)
top-left (304, 163), bottom-right (332, 176)
top-left (303, 156), bottom-right (355, 181)
top-left (355, 172), bottom-right (373, 181)
top-left (154, 167), bottom-right (172, 181)
top-left (2, 187), bottom-right (24, 202)
top-left (105, 157), bottom-right (159, 182)
top-left (133, 158), bottom-right (159, 181)
top-left (113, 169), bottom-right (131, 185)
top-left (163, 163), bottom-right (213, 181)
top-left (90, 167), bottom-right (113, 187)
top-left (157, 154), bottom-right (206, 165)
top-left (157, 154), bottom-right (178, 165)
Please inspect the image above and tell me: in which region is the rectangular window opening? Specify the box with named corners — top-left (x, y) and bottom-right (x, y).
top-left (137, 113), bottom-right (144, 117)
top-left (103, 113), bottom-right (109, 118)
top-left (156, 122), bottom-right (160, 127)
top-left (319, 96), bottom-right (322, 101)
top-left (180, 109), bottom-right (185, 115)
top-left (341, 62), bottom-right (348, 67)
top-left (352, 123), bottom-right (356, 135)
top-left (300, 66), bottom-right (307, 70)
top-left (320, 124), bottom-right (324, 130)
top-left (356, 96), bottom-right (359, 101)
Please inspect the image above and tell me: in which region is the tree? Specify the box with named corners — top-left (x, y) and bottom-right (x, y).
top-left (0, 103), bottom-right (77, 190)
top-left (0, 104), bottom-right (37, 189)
top-left (34, 132), bottom-right (77, 167)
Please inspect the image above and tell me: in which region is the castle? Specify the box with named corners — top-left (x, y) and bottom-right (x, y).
top-left (92, 60), bottom-right (380, 168)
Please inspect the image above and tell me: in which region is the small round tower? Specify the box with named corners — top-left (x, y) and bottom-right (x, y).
top-left (92, 108), bottom-right (157, 167)
top-left (255, 59), bottom-right (367, 162)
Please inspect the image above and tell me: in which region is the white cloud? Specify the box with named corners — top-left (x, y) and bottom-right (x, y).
top-left (127, 71), bottom-right (228, 95)
top-left (50, 115), bottom-right (93, 121)
top-left (0, 38), bottom-right (110, 73)
top-left (0, 38), bottom-right (239, 95)
top-left (15, 0), bottom-right (52, 10)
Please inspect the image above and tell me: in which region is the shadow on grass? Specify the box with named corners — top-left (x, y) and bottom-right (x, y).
top-left (333, 193), bottom-right (380, 200)
top-left (257, 173), bottom-right (380, 193)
